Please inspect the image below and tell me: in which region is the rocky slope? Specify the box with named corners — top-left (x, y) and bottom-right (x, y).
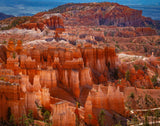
top-left (62, 25), bottom-right (160, 56)
top-left (0, 16), bottom-right (31, 30)
top-left (49, 2), bottom-right (158, 29)
top-left (17, 13), bottom-right (64, 31)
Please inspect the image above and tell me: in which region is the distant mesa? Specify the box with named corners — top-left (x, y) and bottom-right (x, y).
top-left (18, 13), bottom-right (34, 16)
top-left (0, 12), bottom-right (14, 20)
top-left (49, 2), bottom-right (159, 29)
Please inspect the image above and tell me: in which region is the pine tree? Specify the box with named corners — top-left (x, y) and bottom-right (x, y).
top-left (98, 110), bottom-right (105, 126)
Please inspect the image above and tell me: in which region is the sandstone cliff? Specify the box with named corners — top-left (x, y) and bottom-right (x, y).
top-left (49, 2), bottom-right (158, 29)
top-left (18, 14), bottom-right (64, 31)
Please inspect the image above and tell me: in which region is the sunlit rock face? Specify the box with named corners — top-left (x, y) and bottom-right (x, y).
top-left (18, 14), bottom-right (64, 31)
top-left (43, 15), bottom-right (64, 30)
top-left (0, 82), bottom-right (26, 122)
top-left (48, 2), bottom-right (157, 30)
top-left (80, 67), bottom-right (93, 86)
top-left (0, 39), bottom-right (121, 124)
top-left (17, 41), bottom-right (118, 89)
top-left (0, 39), bottom-right (159, 126)
top-left (85, 85), bottom-right (125, 115)
top-left (51, 101), bottom-right (76, 126)
top-left (40, 70), bottom-right (57, 90)
top-left (15, 40), bottom-right (23, 55)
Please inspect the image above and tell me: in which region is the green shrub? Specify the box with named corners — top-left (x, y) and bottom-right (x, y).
top-left (104, 31), bottom-right (107, 36)
top-left (115, 44), bottom-right (119, 49)
top-left (3, 40), bottom-right (7, 44)
top-left (98, 110), bottom-right (105, 126)
top-left (0, 77), bottom-right (4, 80)
top-left (129, 92), bottom-right (135, 99)
top-left (134, 64), bottom-right (139, 71)
top-left (13, 52), bottom-right (16, 59)
top-left (151, 74), bottom-right (158, 87)
top-left (125, 70), bottom-right (130, 81)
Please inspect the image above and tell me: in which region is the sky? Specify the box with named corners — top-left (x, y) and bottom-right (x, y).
top-left (0, 0), bottom-right (160, 20)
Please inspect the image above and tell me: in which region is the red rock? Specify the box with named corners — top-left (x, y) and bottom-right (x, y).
top-left (18, 15), bottom-right (64, 31)
top-left (86, 85), bottom-right (125, 115)
top-left (0, 82), bottom-right (25, 122)
top-left (70, 70), bottom-right (80, 98)
top-left (135, 27), bottom-right (157, 36)
top-left (51, 101), bottom-right (76, 126)
top-left (41, 88), bottom-right (50, 109)
top-left (40, 70), bottom-right (57, 91)
top-left (80, 68), bottom-right (93, 86)
top-left (18, 23), bottom-right (39, 30)
top-left (50, 2), bottom-right (157, 29)
top-left (7, 40), bottom-right (15, 52)
top-left (33, 75), bottom-right (41, 92)
top-left (107, 85), bottom-right (125, 115)
top-left (15, 40), bottom-right (23, 55)
top-left (84, 97), bottom-right (94, 125)
top-left (43, 16), bottom-right (64, 30)
top-left (1, 37), bottom-right (159, 125)
top-left (30, 48), bottom-right (41, 63)
top-left (0, 45), bottom-right (7, 63)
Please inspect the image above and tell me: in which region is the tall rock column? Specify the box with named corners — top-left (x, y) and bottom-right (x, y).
top-left (41, 88), bottom-right (50, 109)
top-left (70, 70), bottom-right (80, 98)
top-left (84, 92), bottom-right (93, 125)
top-left (33, 75), bottom-right (41, 92)
top-left (40, 70), bottom-right (57, 92)
top-left (80, 67), bottom-right (93, 86)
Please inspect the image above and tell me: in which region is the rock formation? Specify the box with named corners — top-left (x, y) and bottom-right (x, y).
top-left (49, 2), bottom-right (158, 29)
top-left (0, 2), bottom-right (159, 125)
top-left (18, 14), bottom-right (64, 31)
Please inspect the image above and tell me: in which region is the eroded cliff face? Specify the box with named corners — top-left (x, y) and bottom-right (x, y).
top-left (0, 37), bottom-right (159, 126)
top-left (0, 39), bottom-right (119, 125)
top-left (49, 2), bottom-right (157, 28)
top-left (17, 14), bottom-right (64, 31)
top-left (28, 43), bottom-right (117, 87)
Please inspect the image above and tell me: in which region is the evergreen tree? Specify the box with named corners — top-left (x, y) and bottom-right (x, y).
top-left (144, 113), bottom-right (149, 126)
top-left (27, 110), bottom-right (34, 126)
top-left (43, 110), bottom-right (52, 126)
top-left (125, 70), bottom-right (130, 81)
top-left (9, 114), bottom-right (16, 126)
top-left (98, 110), bottom-right (105, 126)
